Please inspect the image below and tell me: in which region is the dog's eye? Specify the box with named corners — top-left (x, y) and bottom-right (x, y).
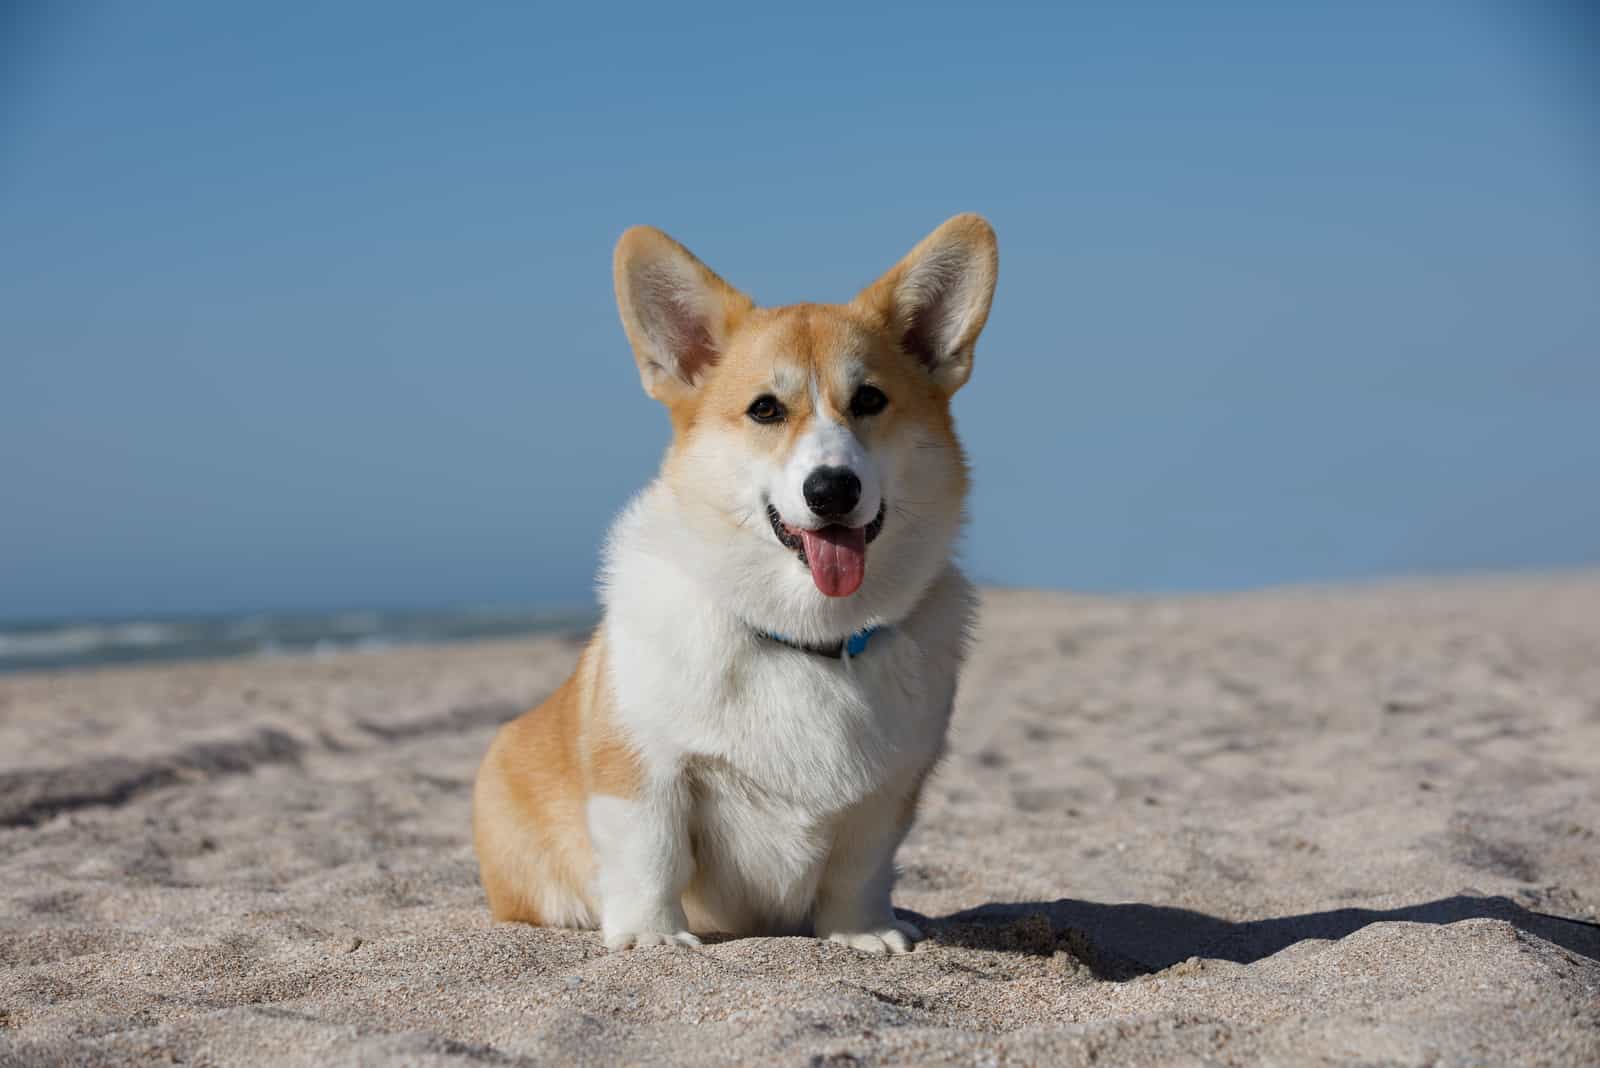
top-left (747, 395), bottom-right (786, 424)
top-left (849, 385), bottom-right (888, 418)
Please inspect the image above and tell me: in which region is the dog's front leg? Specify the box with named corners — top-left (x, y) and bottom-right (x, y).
top-left (586, 782), bottom-right (699, 950)
top-left (811, 781), bottom-right (927, 955)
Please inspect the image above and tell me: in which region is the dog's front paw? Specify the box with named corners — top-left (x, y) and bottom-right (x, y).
top-left (821, 918), bottom-right (923, 956)
top-left (603, 927), bottom-right (702, 951)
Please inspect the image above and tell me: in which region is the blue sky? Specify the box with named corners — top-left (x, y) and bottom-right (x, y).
top-left (3, 2), bottom-right (1597, 619)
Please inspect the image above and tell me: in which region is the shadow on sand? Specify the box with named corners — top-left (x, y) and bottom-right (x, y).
top-left (908, 894), bottom-right (1600, 980)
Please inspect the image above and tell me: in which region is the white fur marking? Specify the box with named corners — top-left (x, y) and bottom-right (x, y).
top-left (587, 794), bottom-right (699, 950)
top-left (773, 414), bottom-right (883, 531)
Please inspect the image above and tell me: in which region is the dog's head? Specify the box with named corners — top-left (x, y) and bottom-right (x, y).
top-left (613, 215), bottom-right (997, 639)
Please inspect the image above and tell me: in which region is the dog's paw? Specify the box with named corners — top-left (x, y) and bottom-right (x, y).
top-left (604, 929), bottom-right (702, 951)
top-left (824, 919), bottom-right (923, 956)
top-left (603, 928), bottom-right (702, 951)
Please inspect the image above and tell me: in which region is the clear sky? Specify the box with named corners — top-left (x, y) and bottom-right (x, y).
top-left (3, 2), bottom-right (1597, 620)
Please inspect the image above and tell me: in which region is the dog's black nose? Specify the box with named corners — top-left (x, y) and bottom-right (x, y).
top-left (803, 466), bottom-right (861, 520)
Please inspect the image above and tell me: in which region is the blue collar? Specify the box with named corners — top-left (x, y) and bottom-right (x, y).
top-left (762, 625), bottom-right (881, 659)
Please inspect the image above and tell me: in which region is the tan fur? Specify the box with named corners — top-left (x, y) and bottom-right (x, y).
top-left (473, 639), bottom-right (640, 924)
top-left (656, 303), bottom-right (967, 501)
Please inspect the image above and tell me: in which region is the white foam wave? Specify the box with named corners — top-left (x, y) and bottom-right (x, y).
top-left (0, 622), bottom-right (186, 659)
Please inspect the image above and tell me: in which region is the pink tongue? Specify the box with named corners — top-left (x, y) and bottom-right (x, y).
top-left (799, 525), bottom-right (867, 597)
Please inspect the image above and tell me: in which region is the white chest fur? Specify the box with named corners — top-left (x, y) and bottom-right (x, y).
top-left (597, 492), bottom-right (973, 935)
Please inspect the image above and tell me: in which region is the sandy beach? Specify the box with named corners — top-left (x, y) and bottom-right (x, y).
top-left (2, 572), bottom-right (1598, 1066)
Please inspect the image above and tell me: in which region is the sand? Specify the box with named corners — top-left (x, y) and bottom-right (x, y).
top-left (2, 572), bottom-right (1598, 1066)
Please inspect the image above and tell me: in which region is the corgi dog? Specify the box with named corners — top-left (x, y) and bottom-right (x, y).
top-left (473, 214), bottom-right (997, 954)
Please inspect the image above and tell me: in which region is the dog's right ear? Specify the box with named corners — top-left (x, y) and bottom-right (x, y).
top-left (614, 227), bottom-right (754, 402)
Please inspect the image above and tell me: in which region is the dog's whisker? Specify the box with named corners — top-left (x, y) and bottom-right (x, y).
top-left (891, 504), bottom-right (929, 535)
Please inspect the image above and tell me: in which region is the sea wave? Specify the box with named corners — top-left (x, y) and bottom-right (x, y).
top-left (0, 622), bottom-right (187, 658)
top-left (0, 607), bottom-right (593, 674)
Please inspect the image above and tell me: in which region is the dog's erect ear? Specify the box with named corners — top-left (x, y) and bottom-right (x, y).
top-left (614, 226), bottom-right (754, 402)
top-left (854, 214), bottom-right (998, 396)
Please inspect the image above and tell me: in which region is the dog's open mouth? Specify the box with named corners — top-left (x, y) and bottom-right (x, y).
top-left (766, 502), bottom-right (885, 598)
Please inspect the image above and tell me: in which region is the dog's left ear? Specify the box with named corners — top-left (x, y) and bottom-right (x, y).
top-left (614, 226), bottom-right (754, 403)
top-left (854, 213), bottom-right (998, 396)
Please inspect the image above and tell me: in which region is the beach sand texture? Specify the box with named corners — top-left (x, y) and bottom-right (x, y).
top-left (3, 573), bottom-right (1598, 1066)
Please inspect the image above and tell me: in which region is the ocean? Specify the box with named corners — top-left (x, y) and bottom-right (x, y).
top-left (0, 606), bottom-right (597, 674)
